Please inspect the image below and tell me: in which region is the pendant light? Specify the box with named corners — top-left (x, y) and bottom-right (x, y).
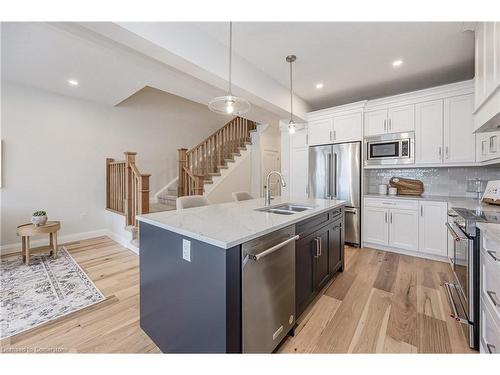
top-left (208, 22), bottom-right (251, 115)
top-left (286, 55), bottom-right (297, 134)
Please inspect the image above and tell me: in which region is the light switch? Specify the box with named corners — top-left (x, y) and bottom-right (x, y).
top-left (182, 239), bottom-right (191, 262)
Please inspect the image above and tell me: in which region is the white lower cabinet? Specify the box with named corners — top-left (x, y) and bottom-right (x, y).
top-left (389, 208), bottom-right (419, 251)
top-left (363, 199), bottom-right (419, 251)
top-left (363, 206), bottom-right (389, 245)
top-left (418, 201), bottom-right (448, 257)
top-left (363, 198), bottom-right (449, 260)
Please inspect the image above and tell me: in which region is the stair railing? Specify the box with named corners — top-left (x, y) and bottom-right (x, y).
top-left (106, 152), bottom-right (150, 227)
top-left (178, 117), bottom-right (256, 197)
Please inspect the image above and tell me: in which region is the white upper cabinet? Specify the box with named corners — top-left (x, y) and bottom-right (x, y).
top-left (477, 131), bottom-right (500, 161)
top-left (443, 94), bottom-right (475, 164)
top-left (388, 105), bottom-right (415, 133)
top-left (307, 104), bottom-right (364, 145)
top-left (364, 105), bottom-right (414, 136)
top-left (332, 112), bottom-right (362, 143)
top-left (415, 100), bottom-right (443, 164)
top-left (474, 22), bottom-right (500, 132)
top-left (365, 109), bottom-right (388, 136)
top-left (308, 118), bottom-right (332, 146)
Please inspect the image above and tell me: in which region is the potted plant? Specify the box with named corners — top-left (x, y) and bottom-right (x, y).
top-left (31, 210), bottom-right (47, 226)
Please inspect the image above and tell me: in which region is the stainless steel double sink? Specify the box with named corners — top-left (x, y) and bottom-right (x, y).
top-left (255, 203), bottom-right (315, 215)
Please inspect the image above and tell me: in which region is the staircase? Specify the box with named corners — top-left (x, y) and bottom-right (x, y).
top-left (107, 117), bottom-right (257, 250)
top-left (177, 116), bottom-right (257, 197)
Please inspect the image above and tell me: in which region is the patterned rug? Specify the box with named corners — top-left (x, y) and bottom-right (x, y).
top-left (0, 247), bottom-right (105, 339)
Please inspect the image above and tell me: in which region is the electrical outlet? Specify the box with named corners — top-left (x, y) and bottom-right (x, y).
top-left (182, 239), bottom-right (191, 262)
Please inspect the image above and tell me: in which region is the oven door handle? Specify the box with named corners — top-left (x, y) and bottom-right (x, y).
top-left (446, 222), bottom-right (469, 242)
top-left (446, 222), bottom-right (461, 241)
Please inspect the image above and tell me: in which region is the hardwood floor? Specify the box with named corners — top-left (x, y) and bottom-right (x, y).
top-left (0, 236), bottom-right (160, 353)
top-left (278, 246), bottom-right (475, 354)
top-left (1, 238), bottom-right (474, 354)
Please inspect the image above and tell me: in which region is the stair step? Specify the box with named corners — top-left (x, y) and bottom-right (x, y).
top-left (208, 172), bottom-right (221, 177)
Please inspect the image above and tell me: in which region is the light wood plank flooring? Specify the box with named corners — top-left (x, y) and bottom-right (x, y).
top-left (0, 236), bottom-right (160, 353)
top-left (1, 238), bottom-right (474, 353)
top-left (278, 246), bottom-right (475, 354)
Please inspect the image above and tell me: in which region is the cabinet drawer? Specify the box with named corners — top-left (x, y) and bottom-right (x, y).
top-left (481, 245), bottom-right (500, 321)
top-left (481, 298), bottom-right (500, 353)
top-left (296, 208), bottom-right (344, 239)
top-left (364, 198), bottom-right (418, 211)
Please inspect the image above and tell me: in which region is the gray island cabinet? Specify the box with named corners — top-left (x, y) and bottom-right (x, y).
top-left (137, 197), bottom-right (345, 353)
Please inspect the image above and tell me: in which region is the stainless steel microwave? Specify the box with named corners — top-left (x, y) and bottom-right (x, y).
top-left (364, 132), bottom-right (415, 166)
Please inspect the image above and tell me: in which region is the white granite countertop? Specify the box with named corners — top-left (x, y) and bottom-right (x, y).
top-left (478, 222), bottom-right (500, 242)
top-left (137, 197), bottom-right (346, 249)
top-left (363, 194), bottom-right (500, 212)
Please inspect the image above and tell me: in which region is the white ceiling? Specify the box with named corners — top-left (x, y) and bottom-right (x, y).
top-left (194, 22), bottom-right (475, 110)
top-left (1, 22), bottom-right (474, 116)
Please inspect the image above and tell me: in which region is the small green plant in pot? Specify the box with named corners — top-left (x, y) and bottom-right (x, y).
top-left (31, 210), bottom-right (48, 226)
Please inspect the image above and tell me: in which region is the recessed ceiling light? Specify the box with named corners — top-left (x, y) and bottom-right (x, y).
top-left (315, 83), bottom-right (324, 89)
top-left (392, 59), bottom-right (403, 67)
top-left (68, 79), bottom-right (79, 86)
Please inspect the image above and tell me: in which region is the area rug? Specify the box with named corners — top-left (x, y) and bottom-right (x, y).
top-left (0, 247), bottom-right (105, 339)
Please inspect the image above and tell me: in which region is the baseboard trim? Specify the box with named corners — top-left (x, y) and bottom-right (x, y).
top-left (362, 241), bottom-right (449, 263)
top-left (1, 229), bottom-right (139, 256)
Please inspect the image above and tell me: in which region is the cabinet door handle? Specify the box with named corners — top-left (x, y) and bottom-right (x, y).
top-left (385, 212), bottom-right (388, 223)
top-left (421, 206), bottom-right (423, 216)
top-left (333, 130), bottom-right (336, 140)
top-left (329, 130), bottom-right (332, 141)
top-left (438, 147), bottom-right (442, 159)
top-left (389, 118), bottom-right (392, 131)
top-left (313, 237), bottom-right (321, 258)
top-left (318, 237), bottom-right (322, 257)
top-left (384, 119), bottom-right (387, 132)
top-left (487, 343), bottom-right (497, 354)
top-left (487, 250), bottom-right (499, 262)
top-left (390, 212), bottom-right (393, 224)
top-left (445, 146), bottom-right (449, 159)
top-left (487, 290), bottom-right (500, 306)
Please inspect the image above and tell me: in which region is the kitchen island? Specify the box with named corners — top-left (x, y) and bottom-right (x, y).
top-left (137, 197), bottom-right (345, 353)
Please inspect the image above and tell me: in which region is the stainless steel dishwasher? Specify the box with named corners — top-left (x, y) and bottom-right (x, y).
top-left (242, 225), bottom-right (298, 353)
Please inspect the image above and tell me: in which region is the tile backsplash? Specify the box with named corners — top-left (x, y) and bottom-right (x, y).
top-left (364, 166), bottom-right (500, 197)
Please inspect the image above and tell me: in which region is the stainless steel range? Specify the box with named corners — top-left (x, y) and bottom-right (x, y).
top-left (445, 207), bottom-right (500, 350)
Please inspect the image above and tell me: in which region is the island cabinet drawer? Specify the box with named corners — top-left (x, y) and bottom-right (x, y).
top-left (296, 208), bottom-right (343, 239)
top-left (364, 198), bottom-right (418, 210)
top-left (481, 298), bottom-right (500, 354)
top-left (481, 245), bottom-right (500, 321)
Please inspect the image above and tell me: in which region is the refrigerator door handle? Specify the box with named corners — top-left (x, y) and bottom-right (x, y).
top-left (333, 153), bottom-right (338, 198)
top-left (326, 153), bottom-right (332, 199)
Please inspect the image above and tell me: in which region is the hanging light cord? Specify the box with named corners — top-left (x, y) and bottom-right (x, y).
top-left (289, 59), bottom-right (294, 123)
top-left (228, 21), bottom-right (232, 96)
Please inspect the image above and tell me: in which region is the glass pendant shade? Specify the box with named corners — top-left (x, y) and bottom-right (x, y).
top-left (208, 94), bottom-right (251, 115)
top-left (288, 120), bottom-right (296, 134)
top-left (208, 22), bottom-right (251, 116)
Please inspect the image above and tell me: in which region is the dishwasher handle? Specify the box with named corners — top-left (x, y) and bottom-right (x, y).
top-left (250, 235), bottom-right (300, 261)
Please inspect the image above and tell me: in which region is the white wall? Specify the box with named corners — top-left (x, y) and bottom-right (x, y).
top-left (0, 82), bottom-right (229, 246)
top-left (205, 150), bottom-right (252, 204)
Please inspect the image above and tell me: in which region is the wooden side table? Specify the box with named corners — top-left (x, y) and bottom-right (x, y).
top-left (16, 221), bottom-right (61, 265)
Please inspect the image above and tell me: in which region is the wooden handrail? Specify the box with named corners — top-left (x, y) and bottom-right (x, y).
top-left (178, 117), bottom-right (256, 197)
top-left (106, 151), bottom-right (150, 227)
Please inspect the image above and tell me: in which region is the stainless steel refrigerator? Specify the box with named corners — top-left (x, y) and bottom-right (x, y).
top-left (308, 142), bottom-right (361, 246)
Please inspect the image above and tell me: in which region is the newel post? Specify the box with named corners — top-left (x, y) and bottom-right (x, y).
top-left (124, 152), bottom-right (137, 226)
top-left (105, 158), bottom-right (114, 210)
top-left (140, 174), bottom-right (151, 214)
top-left (178, 148), bottom-right (188, 197)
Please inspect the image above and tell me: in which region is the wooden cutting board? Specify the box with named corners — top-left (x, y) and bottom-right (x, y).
top-left (389, 177), bottom-right (424, 196)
